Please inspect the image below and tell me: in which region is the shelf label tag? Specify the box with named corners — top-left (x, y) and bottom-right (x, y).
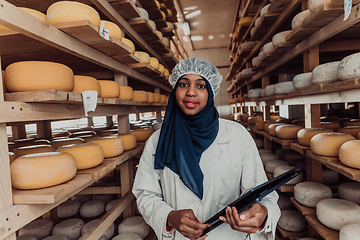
top-left (99, 21), bottom-right (110, 40)
top-left (82, 91), bottom-right (98, 116)
top-left (344, 0), bottom-right (352, 21)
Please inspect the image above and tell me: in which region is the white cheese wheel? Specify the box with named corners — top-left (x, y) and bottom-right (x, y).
top-left (272, 30), bottom-right (292, 47)
top-left (265, 84), bottom-right (276, 96)
top-left (338, 126), bottom-right (360, 137)
top-left (316, 198), bottom-right (360, 230)
top-left (278, 210), bottom-right (307, 232)
top-left (255, 17), bottom-right (264, 27)
top-left (19, 219), bottom-right (54, 239)
top-left (258, 51), bottom-right (265, 60)
top-left (132, 90), bottom-right (148, 102)
top-left (260, 4), bottom-right (271, 17)
top-left (263, 42), bottom-right (275, 54)
top-left (131, 127), bottom-right (154, 142)
top-left (117, 133), bottom-right (137, 150)
top-left (311, 61), bottom-right (340, 84)
top-left (52, 219), bottom-right (85, 240)
top-left (119, 86), bottom-right (133, 100)
top-left (98, 80), bottom-right (120, 98)
top-left (51, 138), bottom-right (84, 149)
top-left (103, 21), bottom-right (122, 40)
top-left (322, 168), bottom-right (339, 183)
top-left (118, 216), bottom-right (150, 238)
top-left (275, 81), bottom-right (295, 95)
top-left (88, 136), bottom-right (124, 158)
top-left (5, 61), bottom-right (74, 92)
top-left (252, 56), bottom-right (260, 67)
top-left (11, 152), bottom-right (76, 189)
top-left (46, 1), bottom-right (101, 27)
top-left (261, 153), bottom-right (280, 165)
top-left (43, 236), bottom-right (70, 240)
top-left (134, 51), bottom-right (150, 64)
top-left (112, 233), bottom-right (143, 240)
top-left (92, 194), bottom-right (116, 205)
top-left (57, 200), bottom-right (82, 218)
top-left (241, 41), bottom-right (256, 50)
top-left (339, 140), bottom-right (360, 169)
top-left (81, 219), bottom-right (114, 239)
top-left (13, 144), bottom-right (55, 157)
top-left (149, 57), bottom-right (160, 69)
top-left (338, 52), bottom-right (360, 81)
top-left (293, 72), bottom-right (312, 90)
top-left (297, 128), bottom-right (333, 146)
top-left (56, 143), bottom-right (104, 170)
top-left (268, 123), bottom-right (285, 136)
top-left (72, 75), bottom-right (101, 95)
top-left (274, 165), bottom-right (303, 185)
top-left (338, 182), bottom-right (360, 205)
top-left (285, 152), bottom-right (306, 165)
top-left (276, 124), bottom-right (303, 139)
top-left (310, 132), bottom-right (355, 157)
top-left (148, 20), bottom-right (156, 31)
top-left (17, 235), bottom-right (40, 240)
top-left (294, 182), bottom-right (332, 207)
top-left (291, 10), bottom-right (311, 29)
top-left (247, 116), bottom-right (263, 125)
top-left (71, 194), bottom-right (92, 204)
top-left (308, 0), bottom-right (332, 12)
top-left (137, 7), bottom-right (149, 21)
top-left (106, 199), bottom-right (118, 212)
top-left (80, 200), bottom-right (105, 218)
top-left (248, 89), bottom-right (262, 98)
top-left (340, 223), bottom-right (360, 240)
top-left (122, 38), bottom-right (135, 54)
top-left (241, 68), bottom-right (256, 76)
top-left (278, 195), bottom-right (294, 210)
top-left (320, 122), bottom-right (341, 131)
top-left (156, 30), bottom-right (163, 40)
top-left (265, 160), bottom-right (289, 173)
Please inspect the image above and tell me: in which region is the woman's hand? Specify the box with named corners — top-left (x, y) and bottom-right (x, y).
top-left (167, 209), bottom-right (210, 240)
top-left (219, 202), bottom-right (268, 234)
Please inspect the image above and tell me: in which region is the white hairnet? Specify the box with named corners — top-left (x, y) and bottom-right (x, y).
top-left (169, 56), bottom-right (223, 97)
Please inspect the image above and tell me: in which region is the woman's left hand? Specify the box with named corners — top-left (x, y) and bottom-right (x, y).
top-left (219, 202), bottom-right (268, 234)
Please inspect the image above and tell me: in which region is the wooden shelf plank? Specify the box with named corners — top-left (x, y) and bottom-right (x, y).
top-left (286, 27), bottom-right (319, 42)
top-left (272, 136), bottom-right (298, 146)
top-left (147, 40), bottom-right (170, 55)
top-left (137, 0), bottom-right (159, 10)
top-left (128, 18), bottom-right (158, 42)
top-left (326, 159), bottom-right (360, 182)
top-left (113, 53), bottom-right (140, 64)
top-left (78, 159), bottom-right (118, 179)
top-left (302, 4), bottom-right (343, 28)
top-left (127, 62), bottom-right (164, 78)
top-left (78, 186), bottom-right (121, 195)
top-left (110, 0), bottom-right (141, 20)
top-left (279, 184), bottom-right (295, 193)
top-left (276, 225), bottom-right (308, 238)
top-left (307, 151), bottom-right (339, 164)
top-left (290, 197), bottom-right (316, 215)
top-left (106, 142), bottom-right (145, 165)
top-left (290, 143), bottom-right (310, 155)
top-left (306, 215), bottom-right (339, 240)
top-left (161, 29), bottom-right (175, 38)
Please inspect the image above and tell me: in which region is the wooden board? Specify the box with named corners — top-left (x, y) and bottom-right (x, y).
top-left (78, 160), bottom-right (117, 179)
top-left (128, 19), bottom-right (158, 42)
top-left (147, 40), bottom-right (170, 55)
top-left (160, 29), bottom-right (175, 38)
top-left (272, 136), bottom-right (298, 146)
top-left (78, 186), bottom-right (121, 195)
top-left (279, 184), bottom-right (294, 193)
top-left (268, 0), bottom-right (292, 12)
top-left (110, 0), bottom-right (141, 20)
top-left (306, 215), bottom-right (339, 240)
top-left (4, 90), bottom-right (83, 103)
top-left (326, 159), bottom-right (360, 182)
top-left (276, 225), bottom-right (308, 238)
top-left (113, 53), bottom-right (141, 64)
top-left (290, 197), bottom-right (316, 215)
top-left (153, 18), bottom-right (168, 29)
top-left (307, 151), bottom-right (339, 164)
top-left (127, 62), bottom-right (163, 77)
top-left (286, 27), bottom-right (319, 42)
top-left (302, 4), bottom-right (343, 28)
top-left (137, 0), bottom-right (159, 10)
top-left (290, 143), bottom-right (310, 155)
top-left (148, 8), bottom-right (165, 21)
top-left (106, 143), bottom-right (145, 165)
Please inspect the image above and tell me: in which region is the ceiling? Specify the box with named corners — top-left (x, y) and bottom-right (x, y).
top-left (175, 0), bottom-right (239, 50)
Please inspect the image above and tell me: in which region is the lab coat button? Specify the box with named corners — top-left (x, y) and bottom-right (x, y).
top-left (194, 201), bottom-right (200, 205)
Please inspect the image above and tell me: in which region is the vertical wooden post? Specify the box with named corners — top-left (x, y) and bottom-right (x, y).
top-left (87, 117), bottom-right (94, 127)
top-left (154, 88), bottom-right (162, 123)
top-left (278, 74), bottom-right (287, 83)
top-left (106, 116), bottom-right (113, 128)
top-left (36, 120), bottom-right (52, 139)
top-left (115, 73), bottom-right (131, 135)
top-left (12, 123), bottom-right (26, 140)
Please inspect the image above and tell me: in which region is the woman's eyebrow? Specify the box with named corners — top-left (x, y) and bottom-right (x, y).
top-left (179, 77), bottom-right (205, 81)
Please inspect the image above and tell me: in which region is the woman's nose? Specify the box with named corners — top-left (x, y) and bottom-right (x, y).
top-left (186, 84), bottom-right (196, 96)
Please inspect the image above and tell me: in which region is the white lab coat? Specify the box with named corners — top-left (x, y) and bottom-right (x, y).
top-left (132, 118), bottom-right (280, 240)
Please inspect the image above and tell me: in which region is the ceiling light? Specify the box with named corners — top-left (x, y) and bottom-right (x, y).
top-left (182, 36), bottom-right (189, 42)
top-left (181, 21), bottom-right (191, 36)
top-left (191, 36), bottom-right (203, 41)
top-left (184, 6), bottom-right (198, 11)
top-left (208, 35), bottom-right (214, 40)
top-left (186, 10), bottom-right (201, 19)
top-left (183, 11), bottom-right (188, 14)
top-left (192, 22), bottom-right (199, 26)
top-left (220, 34), bottom-right (224, 38)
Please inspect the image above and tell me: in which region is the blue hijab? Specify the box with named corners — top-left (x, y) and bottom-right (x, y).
top-left (154, 78), bottom-right (219, 199)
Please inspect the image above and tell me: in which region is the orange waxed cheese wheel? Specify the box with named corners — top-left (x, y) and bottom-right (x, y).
top-left (149, 57), bottom-right (160, 69)
top-left (321, 122), bottom-right (341, 131)
top-left (268, 123), bottom-right (285, 136)
top-left (88, 136), bottom-right (124, 158)
top-left (51, 138), bottom-right (85, 149)
top-left (263, 121), bottom-right (275, 132)
top-left (10, 152), bottom-right (77, 189)
top-left (338, 126), bottom-right (360, 137)
top-left (275, 124), bottom-right (303, 139)
top-left (102, 20), bottom-right (122, 40)
top-left (132, 91), bottom-right (148, 102)
top-left (158, 64), bottom-right (165, 74)
top-left (56, 143), bottom-right (104, 170)
top-left (247, 116), bottom-right (263, 125)
top-left (73, 75), bottom-right (101, 95)
top-left (131, 127), bottom-right (154, 142)
top-left (134, 51), bottom-right (150, 64)
top-left (13, 144), bottom-right (55, 157)
top-left (122, 38), bottom-right (135, 54)
top-left (98, 80), bottom-right (120, 98)
top-left (339, 140), bottom-right (360, 169)
top-left (5, 61), bottom-right (74, 92)
top-left (160, 95), bottom-right (167, 103)
top-left (153, 93), bottom-right (161, 103)
top-left (310, 132), bottom-right (356, 157)
top-left (147, 92), bottom-right (155, 103)
top-left (118, 133), bottom-right (137, 150)
top-left (119, 86), bottom-right (133, 100)
top-left (297, 128), bottom-right (334, 146)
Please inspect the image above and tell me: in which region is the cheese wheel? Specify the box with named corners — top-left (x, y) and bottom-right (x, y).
top-left (118, 216), bottom-right (150, 238)
top-left (316, 198), bottom-right (360, 230)
top-left (255, 121), bottom-right (271, 131)
top-left (248, 89), bottom-right (262, 98)
top-left (103, 20), bottom-right (122, 40)
top-left (160, 95), bottom-right (167, 103)
top-left (71, 194), bottom-right (92, 204)
top-left (122, 38), bottom-right (135, 54)
top-left (241, 68), bottom-right (256, 76)
top-left (338, 182), bottom-right (360, 205)
top-left (247, 116), bottom-right (263, 125)
top-left (276, 124), bottom-right (303, 139)
top-left (17, 235), bottom-right (41, 240)
top-left (265, 160), bottom-right (289, 173)
top-left (82, 219), bottom-right (114, 239)
top-left (52, 219), bottom-right (85, 240)
top-left (255, 138), bottom-right (264, 149)
top-left (80, 200), bottom-right (105, 218)
top-left (51, 138), bottom-right (84, 149)
top-left (46, 1), bottom-right (101, 27)
top-left (43, 236), bottom-right (70, 240)
top-left (340, 223), bottom-right (360, 240)
top-left (274, 165), bottom-right (303, 184)
top-left (260, 153), bottom-right (280, 165)
top-left (132, 90), bottom-right (148, 102)
top-left (154, 93), bottom-right (161, 103)
top-left (285, 152), bottom-right (305, 165)
top-left (258, 51), bottom-right (265, 60)
top-left (57, 200), bottom-right (82, 218)
top-left (320, 121), bottom-right (341, 131)
top-left (112, 233), bottom-right (142, 240)
top-left (260, 4), bottom-right (271, 16)
top-left (278, 195), bottom-right (294, 210)
top-left (338, 126), bottom-right (360, 137)
top-left (9, 151), bottom-right (17, 163)
top-left (291, 10), bottom-right (311, 29)
top-left (294, 182), bottom-right (332, 207)
top-left (265, 84), bottom-right (275, 96)
top-left (158, 64), bottom-right (165, 74)
top-left (259, 149), bottom-right (273, 154)
top-left (156, 30), bottom-right (163, 40)
top-left (239, 17), bottom-right (253, 26)
top-left (13, 144), bottom-right (55, 157)
top-left (339, 140), bottom-right (360, 169)
top-left (272, 30), bottom-right (292, 47)
top-left (276, 148), bottom-right (294, 160)
top-left (117, 133), bottom-right (137, 150)
top-left (148, 20), bottom-right (156, 31)
top-left (255, 17), bottom-right (264, 27)
top-left (134, 51), bottom-right (150, 63)
top-left (308, 0), bottom-right (332, 12)
top-left (263, 42), bottom-right (275, 54)
top-left (322, 167), bottom-right (339, 183)
top-left (162, 37), bottom-right (170, 48)
top-left (98, 80), bottom-right (120, 98)
top-left (297, 128), bottom-right (334, 146)
top-left (164, 68), bottom-right (170, 78)
top-left (56, 143), bottom-right (104, 170)
top-left (344, 119), bottom-right (360, 127)
top-left (268, 123), bottom-right (285, 136)
top-left (5, 61), bottom-right (74, 92)
top-left (241, 41), bottom-right (256, 50)
top-left (275, 81), bottom-right (295, 95)
top-left (92, 194), bottom-right (116, 205)
top-left (137, 7), bottom-right (149, 21)
top-left (338, 52), bottom-right (360, 80)
top-left (311, 61), bottom-right (340, 84)
top-left (131, 127), bottom-right (154, 142)
top-left (19, 219), bottom-right (54, 239)
top-left (278, 210), bottom-right (306, 232)
top-left (105, 199), bottom-right (118, 212)
top-left (293, 72), bottom-right (312, 90)
top-left (18, 7), bottom-right (47, 24)
top-left (72, 75), bottom-right (101, 95)
top-left (88, 136), bottom-right (124, 158)
top-left (119, 85), bottom-right (133, 100)
top-left (149, 57), bottom-right (160, 69)
top-left (310, 132), bottom-right (355, 157)
top-left (252, 56), bottom-right (260, 67)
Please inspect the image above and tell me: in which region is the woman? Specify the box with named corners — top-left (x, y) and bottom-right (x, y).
top-left (132, 56), bottom-right (280, 240)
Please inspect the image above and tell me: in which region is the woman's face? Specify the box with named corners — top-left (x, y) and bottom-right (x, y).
top-left (175, 74), bottom-right (209, 115)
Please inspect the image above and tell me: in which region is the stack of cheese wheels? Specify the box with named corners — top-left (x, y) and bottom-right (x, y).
top-left (80, 200), bottom-right (105, 218)
top-left (1, 7), bottom-right (46, 30)
top-left (132, 90), bottom-right (148, 102)
top-left (316, 198), bottom-right (360, 230)
top-left (52, 218), bottom-right (85, 240)
top-left (278, 195), bottom-right (294, 210)
top-left (11, 152), bottom-right (77, 189)
top-left (88, 136), bottom-right (124, 158)
top-left (19, 219), bottom-right (54, 239)
top-left (291, 10), bottom-right (311, 29)
top-left (72, 75), bottom-right (101, 95)
top-left (340, 223), bottom-right (360, 240)
top-left (102, 20), bottom-right (122, 40)
top-left (338, 126), bottom-right (360, 137)
top-left (5, 61), bottom-right (74, 92)
top-left (268, 123), bottom-right (285, 136)
top-left (119, 85), bottom-right (134, 100)
top-left (308, 0), bottom-right (332, 12)
top-left (265, 160), bottom-right (289, 173)
top-left (247, 116), bottom-right (263, 125)
top-left (118, 133), bottom-right (137, 150)
top-left (272, 30), bottom-right (292, 47)
top-left (274, 165), bottom-right (303, 184)
top-left (147, 92), bottom-right (155, 103)
top-left (275, 124), bottom-right (303, 139)
top-left (339, 140), bottom-right (360, 169)
top-left (98, 80), bottom-right (120, 98)
top-left (81, 219), bottom-right (114, 239)
top-left (320, 121), bottom-right (341, 131)
top-left (134, 51), bottom-right (150, 63)
top-left (56, 143), bottom-right (104, 170)
top-left (338, 52), bottom-right (360, 81)
top-left (310, 132), bottom-right (355, 157)
top-left (46, 1), bottom-right (101, 27)
top-left (57, 199), bottom-right (82, 218)
top-left (13, 144), bottom-right (55, 157)
top-left (312, 61), bottom-right (340, 84)
top-left (131, 127), bottom-right (154, 142)
top-left (294, 182), bottom-right (332, 207)
top-left (51, 138), bottom-right (85, 149)
top-left (148, 20), bottom-right (156, 31)
top-left (8, 152), bottom-right (17, 163)
top-left (297, 128), bottom-right (333, 146)
top-left (122, 38), bottom-right (135, 54)
top-left (113, 233), bottom-right (142, 240)
top-left (275, 81), bottom-right (296, 95)
top-left (293, 72), bottom-right (312, 90)
top-left (278, 210), bottom-right (306, 232)
top-left (338, 182), bottom-right (360, 205)
top-left (149, 57), bottom-right (160, 69)
top-left (118, 216), bottom-right (150, 239)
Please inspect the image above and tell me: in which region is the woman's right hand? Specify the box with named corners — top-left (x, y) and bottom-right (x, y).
top-left (167, 209), bottom-right (210, 240)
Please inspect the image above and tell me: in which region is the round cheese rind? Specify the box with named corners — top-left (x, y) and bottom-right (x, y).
top-left (80, 200), bottom-right (105, 218)
top-left (72, 75), bottom-right (101, 95)
top-left (119, 86), bottom-right (133, 100)
top-left (112, 233), bottom-right (143, 240)
top-left (153, 93), bottom-right (161, 103)
top-left (19, 219), bottom-right (54, 239)
top-left (338, 126), bottom-right (360, 137)
top-left (263, 42), bottom-right (275, 54)
top-left (278, 210), bottom-right (306, 232)
top-left (5, 61), bottom-right (74, 92)
top-left (339, 140), bottom-right (360, 169)
top-left (293, 72), bottom-right (312, 90)
top-left (158, 64), bottom-right (165, 74)
top-left (265, 84), bottom-right (275, 96)
top-left (291, 10), bottom-right (311, 29)
top-left (103, 21), bottom-right (122, 40)
top-left (316, 198), bottom-right (360, 230)
top-left (147, 92), bottom-right (155, 103)
top-left (17, 234), bottom-right (41, 240)
top-left (247, 116), bottom-right (263, 125)
top-left (252, 56), bottom-right (260, 67)
top-left (137, 7), bottom-right (149, 21)
top-left (122, 38), bottom-right (135, 54)
top-left (272, 30), bottom-right (292, 47)
top-left (131, 127), bottom-right (154, 142)
top-left (92, 194), bottom-right (116, 205)
top-left (117, 133), bottom-right (137, 150)
top-left (46, 1), bottom-right (101, 28)
top-left (275, 81), bottom-right (295, 95)
top-left (320, 122), bottom-right (341, 131)
top-left (278, 195), bottom-right (294, 210)
top-left (268, 123), bottom-right (285, 136)
top-left (134, 51), bottom-right (150, 64)
top-left (340, 223), bottom-right (360, 240)
top-left (338, 52), bottom-right (360, 81)
top-left (88, 136), bottom-right (124, 158)
top-left (98, 80), bottom-right (120, 98)
top-left (118, 216), bottom-right (150, 238)
top-left (294, 182), bottom-right (332, 207)
top-left (149, 57), bottom-right (160, 69)
top-left (19, 7), bottom-right (47, 23)
top-left (248, 89), bottom-right (262, 98)
top-left (274, 165), bottom-right (303, 185)
top-left (81, 219), bottom-right (114, 239)
top-left (254, 17), bottom-right (264, 27)
top-left (338, 182), bottom-right (360, 205)
top-left (51, 138), bottom-right (84, 149)
top-left (312, 61), bottom-right (340, 84)
top-left (132, 90), bottom-right (148, 102)
top-left (57, 200), bottom-right (82, 218)
top-left (297, 128), bottom-right (334, 146)
top-left (310, 132), bottom-right (355, 157)
top-left (265, 160), bottom-right (289, 173)
top-left (275, 124), bottom-right (303, 139)
top-left (308, 0), bottom-right (332, 12)
top-left (260, 4), bottom-right (271, 16)
top-left (160, 95), bottom-right (167, 103)
top-left (43, 235), bottom-right (70, 240)
top-left (52, 218), bottom-right (85, 240)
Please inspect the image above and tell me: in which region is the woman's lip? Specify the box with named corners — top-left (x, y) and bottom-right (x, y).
top-left (184, 100), bottom-right (198, 109)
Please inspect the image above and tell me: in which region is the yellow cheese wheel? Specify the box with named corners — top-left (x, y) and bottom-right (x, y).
top-left (56, 143), bottom-right (104, 170)
top-left (73, 75), bottom-right (101, 95)
top-left (149, 57), bottom-right (160, 69)
top-left (164, 69), bottom-right (170, 78)
top-left (5, 61), bottom-right (74, 92)
top-left (98, 80), bottom-right (120, 98)
top-left (156, 30), bottom-right (163, 40)
top-left (255, 121), bottom-right (271, 131)
top-left (268, 123), bottom-right (285, 136)
top-left (270, 115), bottom-right (280, 121)
top-left (338, 126), bottom-right (360, 137)
top-left (339, 140), bottom-right (360, 169)
top-left (247, 116), bottom-right (263, 125)
top-left (154, 93), bottom-right (161, 103)
top-left (160, 11), bottom-right (166, 19)
top-left (343, 120), bottom-right (360, 127)
top-left (103, 20), bottom-right (122, 40)
top-left (88, 136), bottom-right (124, 158)
top-left (310, 132), bottom-right (356, 157)
top-left (263, 121), bottom-right (275, 132)
top-left (1, 7), bottom-right (46, 30)
top-left (239, 17), bottom-right (253, 26)
top-left (118, 133), bottom-right (137, 150)
top-left (131, 127), bottom-right (154, 142)
top-left (132, 90), bottom-right (148, 102)
top-left (9, 152), bottom-right (17, 163)
top-left (13, 145), bottom-right (55, 157)
top-left (119, 86), bottom-right (134, 100)
top-left (167, 9), bottom-right (173, 17)
top-left (275, 124), bottom-right (303, 139)
top-left (134, 51), bottom-right (150, 64)
top-left (321, 122), bottom-right (341, 131)
top-left (155, 0), bottom-right (161, 8)
top-left (297, 128), bottom-right (334, 146)
top-left (147, 92), bottom-right (155, 103)
top-left (160, 95), bottom-right (167, 103)
top-left (122, 38), bottom-right (135, 54)
top-left (51, 138), bottom-right (85, 149)
top-left (2, 70), bottom-right (7, 93)
top-left (158, 64), bottom-right (165, 74)
top-left (46, 1), bottom-right (101, 28)
top-left (11, 152), bottom-right (76, 189)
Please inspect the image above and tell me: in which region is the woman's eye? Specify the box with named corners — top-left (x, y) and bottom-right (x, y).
top-left (179, 82), bottom-right (188, 87)
top-left (197, 84), bottom-right (206, 89)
